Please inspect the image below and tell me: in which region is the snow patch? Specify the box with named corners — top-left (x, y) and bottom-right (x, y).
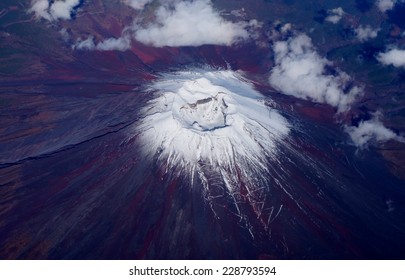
top-left (136, 69), bottom-right (290, 185)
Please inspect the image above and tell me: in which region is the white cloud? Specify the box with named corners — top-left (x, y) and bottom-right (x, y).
top-left (29, 0), bottom-right (81, 21)
top-left (122, 0), bottom-right (153, 10)
top-left (377, 48), bottom-right (405, 68)
top-left (376, 0), bottom-right (405, 12)
top-left (73, 35), bottom-right (132, 51)
top-left (96, 36), bottom-right (131, 51)
top-left (30, 0), bottom-right (51, 21)
top-left (354, 25), bottom-right (380, 42)
top-left (69, 0), bottom-right (257, 52)
top-left (345, 116), bottom-right (404, 147)
top-left (74, 36), bottom-right (96, 50)
top-left (59, 28), bottom-right (70, 42)
top-left (133, 0), bottom-right (250, 47)
top-left (376, 0), bottom-right (397, 12)
top-left (50, 0), bottom-right (80, 20)
top-left (269, 34), bottom-right (362, 111)
top-left (280, 23), bottom-right (292, 34)
top-left (325, 7), bottom-right (345, 24)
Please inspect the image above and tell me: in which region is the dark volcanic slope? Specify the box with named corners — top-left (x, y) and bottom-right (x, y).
top-left (1, 88), bottom-right (405, 259)
top-left (0, 0), bottom-right (405, 259)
